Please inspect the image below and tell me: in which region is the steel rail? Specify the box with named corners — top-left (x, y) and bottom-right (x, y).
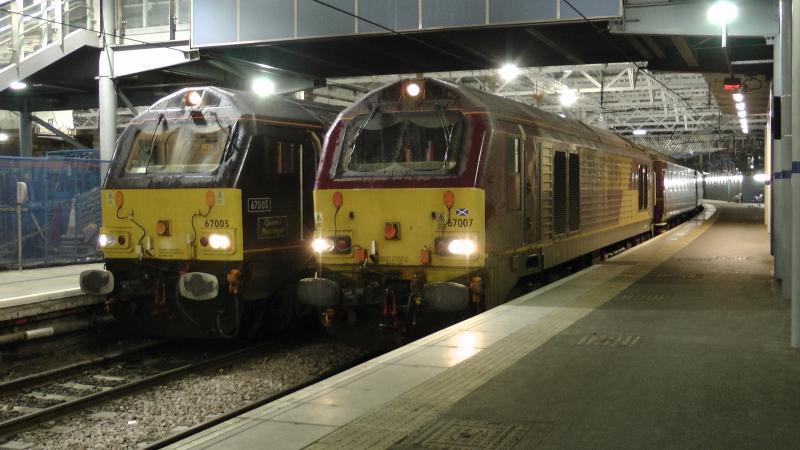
top-left (0, 340), bottom-right (164, 396)
top-left (142, 350), bottom-right (379, 450)
top-left (0, 337), bottom-right (283, 438)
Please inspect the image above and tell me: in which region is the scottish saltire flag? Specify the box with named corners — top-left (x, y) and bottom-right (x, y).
top-left (455, 208), bottom-right (468, 216)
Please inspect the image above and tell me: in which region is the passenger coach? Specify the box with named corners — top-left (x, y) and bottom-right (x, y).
top-left (298, 78), bottom-right (659, 342)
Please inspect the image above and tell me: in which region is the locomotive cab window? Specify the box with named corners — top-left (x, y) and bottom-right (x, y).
top-left (123, 115), bottom-right (233, 174)
top-left (336, 109), bottom-right (465, 177)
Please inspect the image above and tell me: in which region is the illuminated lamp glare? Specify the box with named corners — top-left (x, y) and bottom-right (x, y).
top-left (754, 173), bottom-right (768, 183)
top-left (185, 90), bottom-right (202, 106)
top-left (740, 118), bottom-right (748, 127)
top-left (448, 239), bottom-right (476, 256)
top-left (311, 237), bottom-right (334, 253)
top-left (632, 129), bottom-right (646, 136)
top-left (735, 102), bottom-right (746, 111)
top-left (0, 133), bottom-right (9, 142)
top-left (560, 89), bottom-right (577, 106)
top-left (707, 1), bottom-right (738, 25)
top-left (737, 110), bottom-right (747, 118)
top-left (498, 64), bottom-right (520, 81)
top-left (9, 81), bottom-right (26, 90)
top-left (208, 234), bottom-right (231, 250)
top-left (98, 234), bottom-right (110, 247)
top-left (405, 82), bottom-right (421, 97)
top-left (732, 92), bottom-right (744, 102)
top-left (252, 78), bottom-right (275, 97)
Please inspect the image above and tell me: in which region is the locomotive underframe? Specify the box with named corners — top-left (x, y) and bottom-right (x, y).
top-left (307, 265), bottom-right (484, 345)
top-left (104, 258), bottom-right (293, 339)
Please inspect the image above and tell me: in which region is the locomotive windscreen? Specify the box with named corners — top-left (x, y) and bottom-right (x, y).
top-left (123, 114), bottom-right (233, 175)
top-left (335, 109), bottom-right (465, 177)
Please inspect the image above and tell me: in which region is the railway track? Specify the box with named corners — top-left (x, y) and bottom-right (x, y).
top-left (0, 338), bottom-right (283, 439)
top-left (143, 348), bottom-right (379, 449)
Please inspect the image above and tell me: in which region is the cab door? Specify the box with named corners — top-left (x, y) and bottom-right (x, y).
top-left (238, 126), bottom-right (316, 254)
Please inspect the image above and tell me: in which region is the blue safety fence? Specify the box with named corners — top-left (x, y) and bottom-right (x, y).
top-left (0, 151), bottom-right (107, 270)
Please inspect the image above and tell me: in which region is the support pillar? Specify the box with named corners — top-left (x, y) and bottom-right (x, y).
top-left (98, 0), bottom-right (116, 178)
top-left (778, 0), bottom-right (793, 300)
top-left (18, 111), bottom-right (32, 157)
top-left (773, 7), bottom-right (786, 295)
top-left (791, 0), bottom-right (800, 346)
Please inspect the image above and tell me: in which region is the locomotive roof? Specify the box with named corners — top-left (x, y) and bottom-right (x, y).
top-left (439, 79), bottom-right (646, 154)
top-left (143, 86), bottom-right (340, 126)
top-left (347, 78), bottom-right (654, 158)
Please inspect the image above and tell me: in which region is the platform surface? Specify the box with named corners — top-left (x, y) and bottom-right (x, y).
top-left (0, 263), bottom-right (103, 320)
top-left (174, 202), bottom-right (796, 449)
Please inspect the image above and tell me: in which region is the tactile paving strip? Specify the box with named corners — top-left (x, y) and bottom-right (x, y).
top-left (390, 418), bottom-right (546, 450)
top-left (306, 208), bottom-right (719, 449)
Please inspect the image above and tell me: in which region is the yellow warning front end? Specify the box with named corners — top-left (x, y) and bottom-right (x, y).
top-left (312, 187), bottom-right (485, 281)
top-left (98, 188), bottom-right (243, 262)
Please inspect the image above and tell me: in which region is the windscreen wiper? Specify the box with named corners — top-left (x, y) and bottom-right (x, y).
top-left (144, 113), bottom-right (166, 174)
top-left (209, 111), bottom-right (237, 159)
top-left (438, 104), bottom-right (455, 168)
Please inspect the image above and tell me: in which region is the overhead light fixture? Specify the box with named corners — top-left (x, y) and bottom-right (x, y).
top-left (498, 64), bottom-right (520, 81)
top-left (735, 102), bottom-right (746, 111)
top-left (737, 110), bottom-right (747, 118)
top-left (251, 77), bottom-right (275, 97)
top-left (732, 92), bottom-right (744, 102)
top-left (707, 1), bottom-right (738, 25)
top-left (707, 1), bottom-right (738, 47)
top-left (0, 132), bottom-right (8, 142)
top-left (9, 81), bottom-right (26, 90)
top-left (754, 173), bottom-right (768, 183)
top-left (632, 129), bottom-right (647, 136)
top-left (559, 89), bottom-right (577, 106)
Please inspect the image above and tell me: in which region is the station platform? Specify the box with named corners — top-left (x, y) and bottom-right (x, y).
top-left (172, 201), bottom-right (796, 449)
top-left (0, 263), bottom-right (103, 322)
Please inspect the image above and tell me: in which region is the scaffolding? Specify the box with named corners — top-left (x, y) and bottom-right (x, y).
top-left (0, 151), bottom-right (104, 269)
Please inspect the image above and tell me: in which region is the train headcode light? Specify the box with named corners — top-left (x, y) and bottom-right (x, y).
top-left (184, 90), bottom-right (202, 107)
top-left (405, 82), bottom-right (421, 97)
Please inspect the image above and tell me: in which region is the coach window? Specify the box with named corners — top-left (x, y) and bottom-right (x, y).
top-left (638, 164), bottom-right (648, 210)
top-left (568, 153), bottom-right (580, 231)
top-left (507, 137), bottom-right (522, 211)
top-left (553, 151), bottom-right (567, 235)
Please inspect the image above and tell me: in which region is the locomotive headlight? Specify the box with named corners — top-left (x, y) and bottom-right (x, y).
top-left (405, 82), bottom-right (421, 97)
top-left (208, 234), bottom-right (231, 250)
top-left (448, 239), bottom-right (476, 256)
top-left (312, 237), bottom-right (335, 253)
top-left (98, 234), bottom-right (111, 247)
